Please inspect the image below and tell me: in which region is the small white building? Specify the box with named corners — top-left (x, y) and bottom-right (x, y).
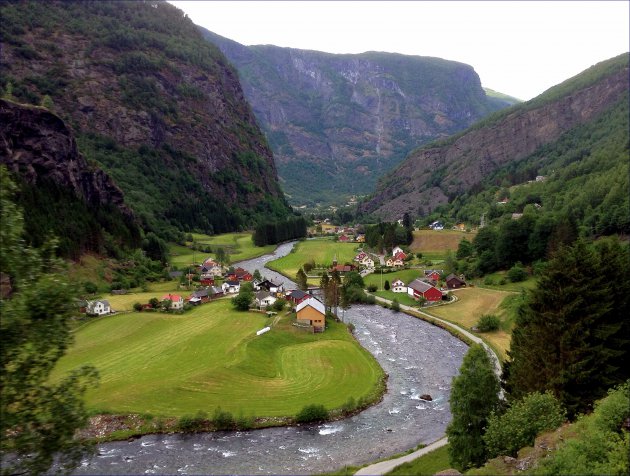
top-left (255, 291), bottom-right (277, 308)
top-left (222, 280), bottom-right (240, 294)
top-left (391, 279), bottom-right (407, 293)
top-left (86, 299), bottom-right (111, 316)
top-left (360, 256), bottom-right (375, 268)
top-left (160, 294), bottom-right (184, 310)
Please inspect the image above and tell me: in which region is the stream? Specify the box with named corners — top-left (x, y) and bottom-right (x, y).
top-left (71, 241), bottom-right (467, 475)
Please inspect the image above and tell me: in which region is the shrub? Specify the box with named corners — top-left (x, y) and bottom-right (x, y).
top-left (212, 407), bottom-right (235, 430)
top-left (367, 284), bottom-right (377, 292)
top-left (177, 411), bottom-right (207, 432)
top-left (476, 314), bottom-right (500, 332)
top-left (507, 262), bottom-right (528, 282)
top-left (83, 281), bottom-right (98, 294)
top-left (296, 404), bottom-right (328, 423)
top-left (366, 295), bottom-right (376, 305)
top-left (384, 280), bottom-right (390, 290)
top-left (391, 299), bottom-right (400, 312)
top-left (272, 298), bottom-right (286, 311)
top-left (133, 302), bottom-right (143, 312)
top-left (484, 391), bottom-right (566, 459)
top-left (483, 276), bottom-right (495, 285)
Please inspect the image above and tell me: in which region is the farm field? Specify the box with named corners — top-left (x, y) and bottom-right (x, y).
top-left (267, 238), bottom-right (360, 282)
top-left (410, 229), bottom-right (476, 259)
top-left (53, 300), bottom-right (384, 418)
top-left (363, 269), bottom-right (424, 290)
top-left (424, 287), bottom-right (515, 360)
top-left (169, 232), bottom-right (275, 268)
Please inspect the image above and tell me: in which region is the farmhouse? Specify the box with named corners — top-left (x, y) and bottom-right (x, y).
top-left (222, 280), bottom-right (240, 294)
top-left (286, 289), bottom-right (310, 305)
top-left (86, 299), bottom-right (111, 316)
top-left (257, 279), bottom-right (284, 294)
top-left (360, 256), bottom-right (375, 268)
top-left (160, 294), bottom-right (184, 310)
top-left (188, 288), bottom-right (210, 305)
top-left (392, 279), bottom-right (407, 293)
top-left (446, 274), bottom-right (467, 289)
top-left (386, 257), bottom-right (404, 267)
top-left (229, 267), bottom-right (253, 282)
top-left (255, 291), bottom-right (277, 308)
top-left (407, 279), bottom-right (443, 302)
top-left (296, 297), bottom-right (326, 332)
top-left (424, 269), bottom-right (443, 283)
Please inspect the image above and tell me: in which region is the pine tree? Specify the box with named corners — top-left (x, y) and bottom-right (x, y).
top-left (295, 268), bottom-right (308, 291)
top-left (446, 344), bottom-right (500, 471)
top-left (505, 238), bottom-right (629, 417)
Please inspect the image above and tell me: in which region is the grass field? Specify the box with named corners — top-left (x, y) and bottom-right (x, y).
top-left (169, 232), bottom-right (275, 268)
top-left (53, 300), bottom-right (384, 418)
top-left (363, 269), bottom-right (423, 290)
top-left (424, 287), bottom-right (515, 360)
top-left (410, 230), bottom-right (476, 259)
top-left (267, 238), bottom-right (360, 282)
top-left (386, 444), bottom-right (451, 475)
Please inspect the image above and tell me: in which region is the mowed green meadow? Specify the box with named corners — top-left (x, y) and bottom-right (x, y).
top-left (169, 232), bottom-right (275, 268)
top-left (53, 300), bottom-right (384, 418)
top-left (267, 238), bottom-right (360, 281)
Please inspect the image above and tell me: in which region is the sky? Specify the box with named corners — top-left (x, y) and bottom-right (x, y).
top-left (170, 1), bottom-right (628, 101)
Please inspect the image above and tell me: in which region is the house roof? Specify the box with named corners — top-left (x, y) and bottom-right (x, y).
top-left (288, 289), bottom-right (308, 300)
top-left (296, 297), bottom-right (325, 315)
top-left (224, 280), bottom-right (240, 286)
top-left (87, 299), bottom-right (110, 308)
top-left (255, 291), bottom-right (275, 301)
top-left (392, 279), bottom-right (405, 286)
top-left (407, 279), bottom-right (436, 294)
top-left (446, 274), bottom-right (465, 283)
top-left (161, 294), bottom-right (182, 301)
top-left (191, 289), bottom-right (209, 298)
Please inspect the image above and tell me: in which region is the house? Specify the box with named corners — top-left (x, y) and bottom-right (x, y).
top-left (394, 251), bottom-right (407, 261)
top-left (429, 221), bottom-right (444, 230)
top-left (232, 267), bottom-right (253, 282)
top-left (200, 276), bottom-right (215, 286)
top-left (200, 261), bottom-right (223, 277)
top-left (257, 279), bottom-right (284, 294)
top-left (221, 280), bottom-right (240, 294)
top-left (160, 294), bottom-right (184, 310)
top-left (188, 288), bottom-right (210, 305)
top-left (286, 289), bottom-right (310, 305)
top-left (330, 263), bottom-right (356, 273)
top-left (360, 256), bottom-right (375, 268)
top-left (356, 234), bottom-right (365, 243)
top-left (386, 257), bottom-right (404, 267)
top-left (338, 234), bottom-right (350, 242)
top-left (209, 286), bottom-right (224, 299)
top-left (407, 279), bottom-right (443, 302)
top-left (446, 274), bottom-right (467, 289)
top-left (86, 299), bottom-right (111, 316)
top-left (392, 246), bottom-right (404, 256)
top-left (424, 270), bottom-right (442, 283)
top-left (354, 251), bottom-right (367, 262)
top-left (255, 291), bottom-right (277, 308)
top-left (392, 279), bottom-right (407, 293)
top-left (453, 223), bottom-right (466, 231)
top-left (296, 297), bottom-right (326, 332)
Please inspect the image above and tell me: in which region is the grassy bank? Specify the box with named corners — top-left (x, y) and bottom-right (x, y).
top-left (53, 300), bottom-right (384, 419)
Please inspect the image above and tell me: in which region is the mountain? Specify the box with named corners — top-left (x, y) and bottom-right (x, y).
top-left (0, 99), bottom-right (140, 258)
top-left (0, 0), bottom-right (291, 241)
top-left (201, 30), bottom-right (516, 207)
top-left (359, 54), bottom-right (629, 222)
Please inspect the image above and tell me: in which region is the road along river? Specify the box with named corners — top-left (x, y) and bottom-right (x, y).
top-left (70, 243), bottom-right (467, 475)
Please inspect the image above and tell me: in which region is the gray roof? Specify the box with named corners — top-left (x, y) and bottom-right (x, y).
top-left (192, 288), bottom-right (209, 298)
top-left (255, 291), bottom-right (273, 301)
top-left (407, 279), bottom-right (435, 293)
top-left (296, 297), bottom-right (325, 315)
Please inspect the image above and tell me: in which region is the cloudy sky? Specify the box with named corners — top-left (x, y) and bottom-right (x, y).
top-left (170, 1), bottom-right (628, 100)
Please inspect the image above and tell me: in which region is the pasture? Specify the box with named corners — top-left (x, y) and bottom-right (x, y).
top-left (54, 300), bottom-right (384, 418)
top-left (267, 238), bottom-right (360, 281)
top-left (424, 287), bottom-right (514, 360)
top-left (410, 229), bottom-right (476, 259)
top-left (169, 232), bottom-right (275, 268)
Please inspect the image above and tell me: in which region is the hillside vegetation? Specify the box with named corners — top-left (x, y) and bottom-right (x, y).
top-left (1, 0), bottom-right (291, 242)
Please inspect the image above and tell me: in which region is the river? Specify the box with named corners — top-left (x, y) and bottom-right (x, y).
top-left (71, 241), bottom-right (467, 475)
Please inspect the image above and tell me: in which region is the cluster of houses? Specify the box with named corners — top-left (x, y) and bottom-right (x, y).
top-left (353, 251), bottom-right (375, 269)
top-left (391, 271), bottom-right (466, 303)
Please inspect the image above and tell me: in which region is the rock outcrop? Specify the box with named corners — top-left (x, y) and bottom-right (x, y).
top-left (359, 55), bottom-right (629, 220)
top-left (202, 30), bottom-right (515, 206)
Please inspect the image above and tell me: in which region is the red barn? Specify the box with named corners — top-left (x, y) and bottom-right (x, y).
top-left (407, 279), bottom-right (443, 302)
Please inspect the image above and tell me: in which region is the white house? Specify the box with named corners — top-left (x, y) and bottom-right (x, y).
top-left (86, 299), bottom-right (111, 316)
top-left (222, 280), bottom-right (240, 294)
top-left (160, 293), bottom-right (184, 310)
top-left (255, 291), bottom-right (277, 308)
top-left (360, 256), bottom-right (375, 268)
top-left (391, 279), bottom-right (407, 293)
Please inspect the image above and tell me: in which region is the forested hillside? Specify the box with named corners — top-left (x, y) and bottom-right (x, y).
top-left (203, 30), bottom-right (515, 207)
top-left (360, 54), bottom-right (629, 225)
top-left (0, 0), bottom-right (292, 244)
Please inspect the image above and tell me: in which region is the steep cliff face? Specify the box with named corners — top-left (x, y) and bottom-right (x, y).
top-left (0, 0), bottom-right (290, 235)
top-left (0, 99), bottom-right (140, 256)
top-left (202, 30), bottom-right (514, 206)
top-left (359, 54), bottom-right (629, 220)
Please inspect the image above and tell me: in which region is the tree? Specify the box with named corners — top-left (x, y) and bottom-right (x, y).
top-left (483, 391), bottom-right (566, 458)
top-left (456, 238), bottom-right (474, 259)
top-left (252, 269), bottom-right (262, 282)
top-left (231, 283), bottom-right (254, 311)
top-left (149, 297), bottom-right (160, 309)
top-left (295, 268), bottom-right (308, 291)
top-left (505, 239), bottom-right (629, 418)
top-left (446, 344), bottom-right (500, 471)
top-left (0, 168), bottom-right (99, 475)
top-left (215, 247), bottom-right (228, 266)
top-left (384, 279), bottom-right (390, 291)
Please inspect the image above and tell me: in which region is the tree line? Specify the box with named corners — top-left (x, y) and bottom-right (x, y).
top-left (252, 216), bottom-right (308, 247)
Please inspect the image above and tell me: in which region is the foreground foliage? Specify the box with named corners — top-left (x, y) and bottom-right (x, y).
top-left (0, 169), bottom-right (98, 475)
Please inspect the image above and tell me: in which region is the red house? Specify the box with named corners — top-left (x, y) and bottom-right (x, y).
top-left (407, 279), bottom-right (443, 302)
top-left (232, 267), bottom-right (253, 282)
top-left (200, 277), bottom-right (215, 286)
top-left (287, 289), bottom-right (310, 305)
top-left (424, 270), bottom-right (442, 283)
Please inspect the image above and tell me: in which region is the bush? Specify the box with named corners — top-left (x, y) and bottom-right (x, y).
top-left (177, 411), bottom-right (207, 432)
top-left (483, 276), bottom-right (495, 285)
top-left (367, 284), bottom-right (377, 292)
top-left (84, 281), bottom-right (98, 294)
top-left (212, 407), bottom-right (235, 430)
top-left (272, 298), bottom-right (286, 311)
top-left (296, 404), bottom-right (329, 423)
top-left (391, 299), bottom-right (400, 312)
top-left (384, 280), bottom-right (390, 290)
top-left (484, 391), bottom-right (566, 459)
top-left (507, 262), bottom-right (528, 282)
top-left (476, 314), bottom-right (500, 332)
top-left (133, 302), bottom-right (143, 312)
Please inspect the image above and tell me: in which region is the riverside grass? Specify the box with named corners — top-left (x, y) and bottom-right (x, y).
top-left (52, 300), bottom-right (384, 418)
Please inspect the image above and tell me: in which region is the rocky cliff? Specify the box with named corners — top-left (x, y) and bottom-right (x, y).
top-left (0, 0), bottom-right (291, 236)
top-left (202, 30), bottom-right (515, 207)
top-left (359, 54), bottom-right (629, 220)
top-left (0, 99), bottom-right (140, 256)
